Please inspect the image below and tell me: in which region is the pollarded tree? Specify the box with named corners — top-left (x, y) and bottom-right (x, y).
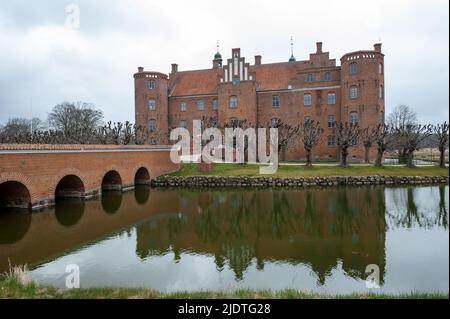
top-left (371, 123), bottom-right (393, 167)
top-left (267, 118), bottom-right (301, 162)
top-left (361, 127), bottom-right (375, 164)
top-left (336, 122), bottom-right (362, 167)
top-left (433, 122), bottom-right (449, 168)
top-left (395, 124), bottom-right (433, 168)
top-left (301, 120), bottom-right (323, 166)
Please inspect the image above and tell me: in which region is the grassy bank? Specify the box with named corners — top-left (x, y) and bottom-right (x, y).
top-left (0, 276), bottom-right (447, 299)
top-left (169, 163), bottom-right (449, 178)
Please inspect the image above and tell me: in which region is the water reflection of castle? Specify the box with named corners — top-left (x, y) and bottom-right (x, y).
top-left (1, 185), bottom-right (447, 284)
top-left (136, 187), bottom-right (392, 284)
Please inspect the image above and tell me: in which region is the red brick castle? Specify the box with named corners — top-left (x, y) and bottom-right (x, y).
top-left (134, 42), bottom-right (385, 161)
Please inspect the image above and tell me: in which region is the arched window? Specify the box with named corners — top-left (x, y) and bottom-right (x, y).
top-left (148, 99), bottom-right (156, 111)
top-left (148, 80), bottom-right (156, 90)
top-left (197, 100), bottom-right (205, 111)
top-left (303, 93), bottom-right (312, 106)
top-left (324, 72), bottom-right (332, 81)
top-left (350, 86), bottom-right (358, 99)
top-left (379, 85), bottom-right (384, 99)
top-left (349, 62), bottom-right (358, 75)
top-left (350, 112), bottom-right (359, 126)
top-left (148, 119), bottom-right (157, 132)
top-left (180, 101), bottom-right (187, 112)
top-left (213, 99), bottom-right (219, 110)
top-left (229, 96), bottom-right (238, 108)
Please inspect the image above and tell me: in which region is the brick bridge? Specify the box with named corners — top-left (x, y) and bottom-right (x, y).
top-left (0, 144), bottom-right (179, 210)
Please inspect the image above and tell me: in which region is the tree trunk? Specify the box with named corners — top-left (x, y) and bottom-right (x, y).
top-left (398, 148), bottom-right (408, 164)
top-left (341, 147), bottom-right (348, 167)
top-left (364, 145), bottom-right (370, 163)
top-left (375, 148), bottom-right (383, 167)
top-left (439, 146), bottom-right (446, 168)
top-left (305, 148), bottom-right (312, 167)
top-left (406, 150), bottom-right (415, 168)
top-left (281, 145), bottom-right (287, 162)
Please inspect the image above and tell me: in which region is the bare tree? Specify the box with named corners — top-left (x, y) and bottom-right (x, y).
top-left (266, 118), bottom-right (301, 162)
top-left (371, 124), bottom-right (393, 167)
top-left (361, 127), bottom-right (375, 163)
top-left (301, 121), bottom-right (323, 166)
top-left (336, 122), bottom-right (362, 167)
top-left (395, 124), bottom-right (433, 168)
top-left (387, 104), bottom-right (418, 164)
top-left (48, 102), bottom-right (103, 143)
top-left (433, 122), bottom-right (449, 168)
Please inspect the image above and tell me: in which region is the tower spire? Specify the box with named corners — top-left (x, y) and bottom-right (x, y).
top-left (289, 36), bottom-right (296, 62)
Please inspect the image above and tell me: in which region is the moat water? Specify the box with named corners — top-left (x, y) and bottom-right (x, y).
top-left (0, 185), bottom-right (448, 294)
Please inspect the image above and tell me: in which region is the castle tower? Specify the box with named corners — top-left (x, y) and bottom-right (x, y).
top-left (340, 43), bottom-right (385, 161)
top-left (134, 67), bottom-right (169, 144)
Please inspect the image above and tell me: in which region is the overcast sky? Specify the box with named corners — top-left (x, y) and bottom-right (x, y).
top-left (0, 0), bottom-right (448, 125)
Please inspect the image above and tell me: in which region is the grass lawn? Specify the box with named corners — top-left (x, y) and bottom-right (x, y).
top-left (169, 163), bottom-right (449, 178)
top-left (0, 276), bottom-right (447, 299)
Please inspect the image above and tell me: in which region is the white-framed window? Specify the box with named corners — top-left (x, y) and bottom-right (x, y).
top-left (327, 92), bottom-right (336, 105)
top-left (379, 85), bottom-right (384, 99)
top-left (272, 95), bottom-right (280, 108)
top-left (350, 112), bottom-right (359, 126)
top-left (230, 117), bottom-right (238, 128)
top-left (327, 115), bottom-right (336, 128)
top-left (271, 118), bottom-right (279, 127)
top-left (180, 101), bottom-right (187, 112)
top-left (180, 120), bottom-right (187, 129)
top-left (304, 116), bottom-right (312, 126)
top-left (197, 100), bottom-right (205, 111)
top-left (148, 119), bottom-right (157, 132)
top-left (148, 80), bottom-right (156, 90)
top-left (324, 72), bottom-right (332, 81)
top-left (379, 63), bottom-right (383, 74)
top-left (349, 62), bottom-right (358, 75)
top-left (213, 99), bottom-right (219, 110)
top-left (304, 93), bottom-right (312, 106)
top-left (229, 96), bottom-right (238, 108)
top-left (148, 99), bottom-right (156, 111)
top-left (306, 73), bottom-right (314, 82)
top-left (350, 86), bottom-right (358, 99)
top-left (327, 135), bottom-right (336, 146)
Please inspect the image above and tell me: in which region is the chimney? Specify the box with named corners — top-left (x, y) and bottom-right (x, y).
top-left (316, 42), bottom-right (323, 54)
top-left (254, 55), bottom-right (262, 66)
top-left (171, 63), bottom-right (178, 74)
top-left (138, 66), bottom-right (144, 72)
top-left (374, 43), bottom-right (382, 53)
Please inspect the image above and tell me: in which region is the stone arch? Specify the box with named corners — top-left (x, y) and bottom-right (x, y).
top-left (0, 172), bottom-right (37, 203)
top-left (49, 168), bottom-right (88, 199)
top-left (132, 163), bottom-right (152, 185)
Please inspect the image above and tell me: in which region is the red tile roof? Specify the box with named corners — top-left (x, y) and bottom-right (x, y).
top-left (170, 68), bottom-right (221, 96)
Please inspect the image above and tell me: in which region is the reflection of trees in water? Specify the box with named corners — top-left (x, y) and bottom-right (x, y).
top-left (387, 186), bottom-right (448, 229)
top-left (221, 242), bottom-right (255, 281)
top-left (135, 213), bottom-right (188, 260)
